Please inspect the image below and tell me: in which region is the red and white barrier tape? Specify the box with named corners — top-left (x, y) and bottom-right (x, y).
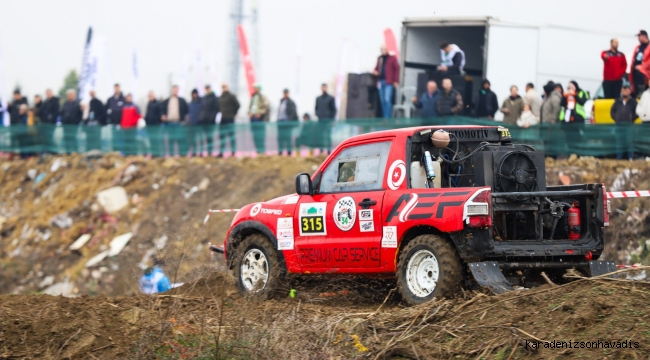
top-left (616, 264), bottom-right (645, 269)
top-left (203, 209), bottom-right (241, 224)
top-left (607, 191), bottom-right (650, 199)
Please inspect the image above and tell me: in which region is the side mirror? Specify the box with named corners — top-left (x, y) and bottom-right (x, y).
top-left (295, 173), bottom-right (313, 195)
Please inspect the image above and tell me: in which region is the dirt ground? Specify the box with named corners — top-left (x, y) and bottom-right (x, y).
top-left (1, 267), bottom-right (649, 359)
top-left (1, 154), bottom-right (650, 359)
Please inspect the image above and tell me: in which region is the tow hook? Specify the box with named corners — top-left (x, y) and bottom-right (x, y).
top-left (209, 244), bottom-right (225, 254)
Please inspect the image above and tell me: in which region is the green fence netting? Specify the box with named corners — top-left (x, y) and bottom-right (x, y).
top-left (0, 117), bottom-right (647, 157)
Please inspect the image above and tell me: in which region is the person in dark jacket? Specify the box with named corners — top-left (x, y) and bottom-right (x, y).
top-left (315, 84), bottom-right (336, 119)
top-left (188, 89), bottom-right (201, 125)
top-left (475, 79), bottom-right (499, 119)
top-left (32, 95), bottom-right (42, 124)
top-left (160, 85), bottom-right (189, 122)
top-left (144, 91), bottom-right (163, 156)
top-left (198, 85), bottom-right (220, 157)
top-left (145, 91), bottom-right (162, 126)
top-left (84, 90), bottom-right (105, 151)
top-left (437, 78), bottom-right (463, 116)
top-left (60, 89), bottom-right (82, 153)
top-left (611, 85), bottom-right (638, 159)
top-left (315, 84), bottom-right (336, 153)
top-left (218, 83), bottom-right (240, 156)
top-left (160, 85), bottom-right (189, 157)
top-left (86, 90), bottom-right (105, 125)
top-left (105, 84), bottom-right (125, 125)
top-left (372, 45), bottom-right (400, 118)
top-left (40, 89), bottom-right (60, 124)
top-left (187, 89), bottom-right (201, 156)
top-left (601, 38), bottom-right (627, 99)
top-left (411, 81), bottom-right (440, 121)
top-left (277, 89), bottom-right (299, 155)
top-left (630, 30), bottom-right (650, 97)
top-left (8, 90), bottom-right (28, 125)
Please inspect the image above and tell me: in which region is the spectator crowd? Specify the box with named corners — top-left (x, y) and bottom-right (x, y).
top-left (1, 30), bottom-right (649, 158)
top-left (0, 80), bottom-right (339, 157)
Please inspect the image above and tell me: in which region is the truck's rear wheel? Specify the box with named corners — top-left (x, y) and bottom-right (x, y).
top-left (232, 234), bottom-right (282, 299)
top-left (397, 234), bottom-right (462, 305)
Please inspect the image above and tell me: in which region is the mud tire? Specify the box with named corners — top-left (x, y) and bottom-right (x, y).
top-left (396, 234), bottom-right (463, 305)
top-left (232, 233), bottom-right (284, 300)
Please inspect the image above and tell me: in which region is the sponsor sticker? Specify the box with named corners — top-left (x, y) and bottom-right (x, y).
top-left (359, 209), bottom-right (373, 221)
top-left (299, 203), bottom-right (327, 236)
top-left (278, 238), bottom-right (294, 250)
top-left (381, 226), bottom-right (397, 248)
top-left (359, 220), bottom-right (374, 232)
top-left (387, 160), bottom-right (406, 190)
top-left (333, 196), bottom-right (356, 231)
top-left (250, 203), bottom-right (262, 217)
top-left (284, 195), bottom-right (300, 205)
top-left (277, 217), bottom-right (294, 250)
top-left (277, 218), bottom-right (293, 229)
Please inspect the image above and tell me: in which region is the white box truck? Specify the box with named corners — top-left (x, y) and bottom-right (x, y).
top-left (400, 16), bottom-right (637, 120)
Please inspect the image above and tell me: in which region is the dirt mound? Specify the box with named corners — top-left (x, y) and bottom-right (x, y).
top-left (1, 268), bottom-right (649, 359)
top-left (0, 154), bottom-right (323, 297)
top-left (2, 154), bottom-right (650, 299)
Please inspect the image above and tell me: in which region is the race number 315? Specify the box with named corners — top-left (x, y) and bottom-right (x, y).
top-left (301, 216), bottom-right (324, 233)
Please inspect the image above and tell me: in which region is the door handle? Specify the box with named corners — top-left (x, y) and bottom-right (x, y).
top-left (358, 198), bottom-right (377, 209)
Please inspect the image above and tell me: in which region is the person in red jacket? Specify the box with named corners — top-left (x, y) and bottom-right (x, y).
top-left (372, 45), bottom-right (400, 119)
top-left (630, 30), bottom-right (650, 97)
top-left (119, 93), bottom-right (141, 154)
top-left (601, 38), bottom-right (627, 99)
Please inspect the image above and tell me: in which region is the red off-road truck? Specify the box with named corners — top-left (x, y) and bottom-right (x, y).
top-left (212, 126), bottom-right (613, 305)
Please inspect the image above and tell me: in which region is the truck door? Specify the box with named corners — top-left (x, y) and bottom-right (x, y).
top-left (294, 140), bottom-right (393, 269)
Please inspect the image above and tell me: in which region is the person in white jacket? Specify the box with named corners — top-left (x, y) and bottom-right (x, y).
top-left (517, 104), bottom-right (540, 128)
top-left (523, 83), bottom-right (543, 121)
top-left (637, 87), bottom-right (650, 122)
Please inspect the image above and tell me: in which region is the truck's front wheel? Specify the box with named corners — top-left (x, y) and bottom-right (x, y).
top-left (397, 234), bottom-right (462, 305)
top-left (232, 234), bottom-right (283, 299)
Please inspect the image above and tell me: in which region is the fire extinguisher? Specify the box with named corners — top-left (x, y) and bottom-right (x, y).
top-left (568, 202), bottom-right (581, 240)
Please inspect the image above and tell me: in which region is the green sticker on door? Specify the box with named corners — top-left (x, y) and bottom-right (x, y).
top-left (299, 202), bottom-right (327, 236)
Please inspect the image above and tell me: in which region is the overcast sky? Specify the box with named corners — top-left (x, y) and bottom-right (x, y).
top-left (1, 0), bottom-right (648, 116)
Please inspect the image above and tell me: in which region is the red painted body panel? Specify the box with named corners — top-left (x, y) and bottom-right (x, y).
top-left (224, 126), bottom-right (485, 275)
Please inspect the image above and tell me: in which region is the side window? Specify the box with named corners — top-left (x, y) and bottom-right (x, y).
top-left (320, 141), bottom-right (392, 193)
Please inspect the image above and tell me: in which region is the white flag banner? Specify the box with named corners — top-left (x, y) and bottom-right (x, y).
top-left (208, 51), bottom-right (219, 96)
top-left (131, 46), bottom-right (139, 101)
top-left (334, 39), bottom-right (349, 120)
top-left (294, 36), bottom-right (302, 114)
top-left (178, 53), bottom-right (189, 97)
top-left (194, 31), bottom-right (204, 96)
top-left (78, 27), bottom-right (94, 102)
top-left (0, 49), bottom-right (10, 126)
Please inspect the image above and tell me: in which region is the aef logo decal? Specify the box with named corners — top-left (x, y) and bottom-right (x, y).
top-left (387, 160), bottom-right (406, 190)
top-left (385, 192), bottom-right (465, 223)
